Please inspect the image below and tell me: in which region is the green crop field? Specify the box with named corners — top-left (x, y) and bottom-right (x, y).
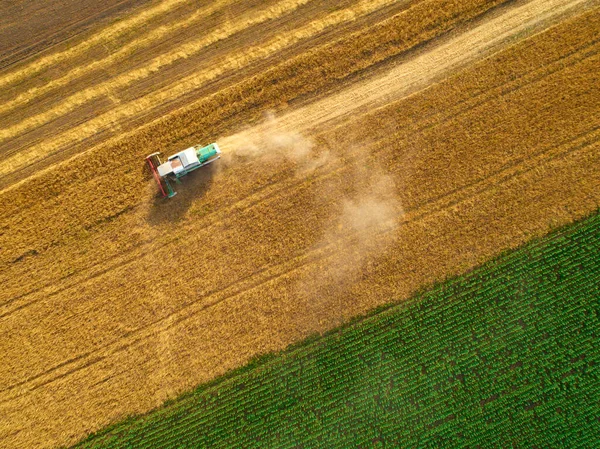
top-left (74, 211), bottom-right (600, 448)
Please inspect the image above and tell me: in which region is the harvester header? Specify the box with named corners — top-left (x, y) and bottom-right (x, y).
top-left (146, 142), bottom-right (221, 198)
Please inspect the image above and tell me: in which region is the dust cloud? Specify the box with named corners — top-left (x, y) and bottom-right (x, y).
top-left (220, 112), bottom-right (403, 331)
top-left (297, 161), bottom-right (403, 331)
top-left (218, 112), bottom-right (331, 174)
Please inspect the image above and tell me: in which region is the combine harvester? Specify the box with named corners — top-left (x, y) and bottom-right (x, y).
top-left (146, 143), bottom-right (221, 198)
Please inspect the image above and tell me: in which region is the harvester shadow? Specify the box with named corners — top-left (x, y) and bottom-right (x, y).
top-left (147, 163), bottom-right (217, 226)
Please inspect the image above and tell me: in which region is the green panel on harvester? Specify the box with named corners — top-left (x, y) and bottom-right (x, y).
top-left (196, 144), bottom-right (218, 164)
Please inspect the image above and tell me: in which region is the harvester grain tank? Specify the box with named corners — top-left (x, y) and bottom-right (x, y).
top-left (145, 142), bottom-right (221, 198)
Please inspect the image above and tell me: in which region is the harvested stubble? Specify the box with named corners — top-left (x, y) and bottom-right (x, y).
top-left (73, 210), bottom-right (600, 448)
top-left (0, 0), bottom-right (157, 71)
top-left (0, 0), bottom-right (196, 87)
top-left (1, 0), bottom-right (330, 139)
top-left (0, 0), bottom-right (235, 110)
top-left (0, 0), bottom-right (507, 186)
top-left (1, 7), bottom-right (599, 448)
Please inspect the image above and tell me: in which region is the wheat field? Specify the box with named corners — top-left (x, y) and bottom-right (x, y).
top-left (0, 0), bottom-right (598, 447)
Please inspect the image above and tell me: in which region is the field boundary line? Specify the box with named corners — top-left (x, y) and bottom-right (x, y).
top-left (73, 208), bottom-right (600, 449)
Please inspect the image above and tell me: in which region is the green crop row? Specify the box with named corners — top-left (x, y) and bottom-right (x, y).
top-left (73, 210), bottom-right (600, 448)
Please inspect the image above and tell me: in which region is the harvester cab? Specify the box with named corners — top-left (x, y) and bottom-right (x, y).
top-left (145, 142), bottom-right (221, 198)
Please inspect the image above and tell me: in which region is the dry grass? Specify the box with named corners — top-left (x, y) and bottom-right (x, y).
top-left (1, 6), bottom-right (599, 448)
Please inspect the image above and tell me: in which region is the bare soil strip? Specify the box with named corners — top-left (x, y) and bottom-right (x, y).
top-left (0, 5), bottom-right (598, 447)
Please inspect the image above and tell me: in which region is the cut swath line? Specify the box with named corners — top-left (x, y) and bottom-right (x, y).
top-left (0, 0), bottom-right (392, 188)
top-left (0, 0), bottom-right (397, 182)
top-left (0, 0), bottom-right (333, 143)
top-left (0, 0), bottom-right (230, 116)
top-left (0, 0), bottom-right (499, 191)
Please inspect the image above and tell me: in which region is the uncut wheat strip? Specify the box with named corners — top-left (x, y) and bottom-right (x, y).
top-left (3, 13), bottom-right (596, 304)
top-left (2, 24), bottom-right (598, 309)
top-left (0, 0), bottom-right (396, 168)
top-left (0, 0), bottom-right (233, 116)
top-left (2, 118), bottom-right (597, 400)
top-left (0, 0), bottom-right (592, 286)
top-left (219, 0), bottom-right (597, 150)
top-left (3, 182), bottom-right (596, 448)
top-left (0, 0), bottom-right (193, 90)
top-left (5, 41), bottom-right (597, 388)
top-left (1, 134), bottom-right (597, 408)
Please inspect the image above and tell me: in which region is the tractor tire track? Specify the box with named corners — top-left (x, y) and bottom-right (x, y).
top-left (2, 32), bottom-right (597, 314)
top-left (1, 124), bottom-right (597, 402)
top-left (219, 0), bottom-right (596, 149)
